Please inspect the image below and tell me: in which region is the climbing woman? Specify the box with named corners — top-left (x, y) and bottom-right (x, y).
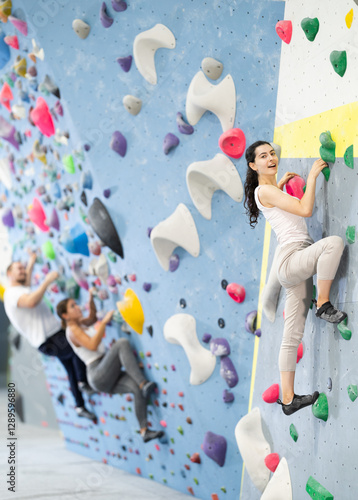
top-left (56, 289), bottom-right (164, 442)
top-left (244, 141), bottom-right (347, 415)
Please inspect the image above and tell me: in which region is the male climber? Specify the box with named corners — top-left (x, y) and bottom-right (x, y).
top-left (4, 253), bottom-right (96, 420)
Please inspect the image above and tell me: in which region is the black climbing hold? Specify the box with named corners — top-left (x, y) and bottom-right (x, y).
top-left (88, 197), bottom-right (124, 258)
top-left (221, 279), bottom-right (228, 290)
top-left (80, 190), bottom-right (87, 206)
top-left (218, 318), bottom-right (225, 328)
top-left (146, 325), bottom-right (153, 336)
top-left (57, 393), bottom-right (65, 405)
top-left (179, 298), bottom-right (186, 308)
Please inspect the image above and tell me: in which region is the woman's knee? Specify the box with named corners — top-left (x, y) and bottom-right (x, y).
top-left (327, 235), bottom-right (344, 255)
top-left (115, 338), bottom-right (130, 350)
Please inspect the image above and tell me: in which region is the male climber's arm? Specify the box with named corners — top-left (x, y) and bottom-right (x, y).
top-left (24, 252), bottom-right (37, 287)
top-left (81, 288), bottom-right (98, 327)
top-left (17, 271), bottom-right (59, 309)
top-left (70, 310), bottom-right (114, 351)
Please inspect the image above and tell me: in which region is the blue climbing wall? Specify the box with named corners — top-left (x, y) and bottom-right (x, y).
top-left (0, 0), bottom-right (285, 498)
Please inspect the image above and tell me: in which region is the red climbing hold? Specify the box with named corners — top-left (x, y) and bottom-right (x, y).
top-left (136, 467), bottom-right (141, 475)
top-left (211, 495), bottom-right (219, 500)
top-left (178, 391), bottom-right (184, 397)
top-left (190, 452), bottom-right (201, 464)
top-left (265, 453), bottom-right (280, 473)
top-left (297, 342), bottom-right (303, 363)
top-left (178, 404), bottom-right (184, 411)
top-left (30, 97), bottom-right (55, 137)
top-left (184, 464), bottom-right (191, 470)
top-left (262, 383), bottom-right (279, 403)
top-left (187, 487), bottom-right (195, 496)
top-left (286, 175), bottom-right (305, 200)
top-left (170, 448), bottom-right (175, 454)
top-left (276, 20), bottom-right (293, 44)
top-left (0, 82), bottom-right (13, 111)
top-left (218, 128), bottom-right (246, 159)
top-left (226, 283), bottom-right (246, 303)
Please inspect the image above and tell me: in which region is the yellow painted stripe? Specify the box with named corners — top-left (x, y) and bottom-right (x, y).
top-left (274, 101), bottom-right (358, 158)
top-left (239, 221), bottom-right (272, 499)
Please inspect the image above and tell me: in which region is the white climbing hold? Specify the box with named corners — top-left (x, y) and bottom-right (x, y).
top-left (31, 39), bottom-right (45, 60)
top-left (163, 313), bottom-right (216, 385)
top-left (72, 19), bottom-right (91, 39)
top-left (201, 57), bottom-right (223, 80)
top-left (235, 407), bottom-right (271, 493)
top-left (12, 104), bottom-right (26, 119)
top-left (150, 203), bottom-right (200, 271)
top-left (133, 23), bottom-right (176, 85)
top-left (186, 71), bottom-right (236, 132)
top-left (186, 153), bottom-right (243, 220)
top-left (271, 142), bottom-right (281, 163)
top-left (88, 253), bottom-right (109, 283)
top-left (0, 158), bottom-right (12, 189)
top-left (123, 95), bottom-right (142, 116)
top-left (261, 458), bottom-right (292, 500)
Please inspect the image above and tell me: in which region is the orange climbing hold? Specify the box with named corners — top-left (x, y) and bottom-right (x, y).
top-left (276, 20), bottom-right (293, 44)
top-left (187, 487), bottom-right (195, 496)
top-left (190, 452), bottom-right (201, 464)
top-left (211, 495), bottom-right (219, 500)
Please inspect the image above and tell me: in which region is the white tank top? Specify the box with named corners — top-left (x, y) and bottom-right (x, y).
top-left (254, 185), bottom-right (313, 247)
top-left (66, 324), bottom-right (106, 366)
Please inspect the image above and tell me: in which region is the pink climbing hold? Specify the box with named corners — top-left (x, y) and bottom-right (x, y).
top-left (160, 420), bottom-right (167, 427)
top-left (8, 16), bottom-right (28, 36)
top-left (265, 453), bottom-right (280, 473)
top-left (226, 283), bottom-right (246, 303)
top-left (286, 175), bottom-right (305, 200)
top-left (296, 342), bottom-right (303, 363)
top-left (28, 198), bottom-right (49, 232)
top-left (4, 35), bottom-right (19, 50)
top-left (262, 383), bottom-right (279, 403)
top-left (30, 97), bottom-right (55, 137)
top-left (276, 20), bottom-right (293, 44)
top-left (154, 443), bottom-right (160, 451)
top-left (218, 128), bottom-right (246, 159)
top-left (0, 82), bottom-right (13, 112)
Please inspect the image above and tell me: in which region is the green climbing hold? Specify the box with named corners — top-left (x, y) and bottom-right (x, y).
top-left (346, 225), bottom-right (355, 244)
top-left (289, 423), bottom-right (298, 442)
top-left (163, 377), bottom-right (167, 382)
top-left (139, 351), bottom-right (145, 359)
top-left (321, 166), bottom-right (331, 181)
top-left (306, 476), bottom-right (334, 500)
top-left (319, 131), bottom-right (336, 164)
top-left (62, 154), bottom-right (75, 174)
top-left (347, 384), bottom-right (358, 402)
top-left (177, 426), bottom-right (184, 435)
top-left (312, 393), bottom-right (328, 422)
top-left (149, 474), bottom-right (154, 479)
top-left (344, 145), bottom-right (354, 169)
top-left (43, 295), bottom-right (54, 313)
top-left (162, 479), bottom-right (167, 484)
top-left (170, 438), bottom-right (175, 444)
top-left (65, 277), bottom-right (80, 299)
top-left (108, 251), bottom-right (117, 263)
top-left (310, 285), bottom-right (316, 310)
top-left (220, 487), bottom-right (227, 493)
top-left (193, 478), bottom-right (199, 485)
top-left (42, 241), bottom-right (56, 260)
top-left (301, 17), bottom-right (319, 42)
top-left (337, 317), bottom-right (352, 341)
top-left (330, 50), bottom-right (347, 77)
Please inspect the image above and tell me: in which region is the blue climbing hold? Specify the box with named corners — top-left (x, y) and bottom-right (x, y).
top-left (0, 34), bottom-right (10, 70)
top-left (62, 223), bottom-right (90, 256)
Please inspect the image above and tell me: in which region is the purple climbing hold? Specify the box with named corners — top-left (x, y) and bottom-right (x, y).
top-left (202, 431), bottom-right (227, 467)
top-left (147, 227), bottom-right (153, 238)
top-left (202, 333), bottom-right (212, 343)
top-left (48, 208), bottom-right (60, 231)
top-left (2, 208), bottom-right (14, 228)
top-left (54, 100), bottom-right (63, 117)
top-left (107, 275), bottom-right (116, 287)
top-left (112, 0), bottom-right (127, 12)
top-left (169, 253), bottom-right (180, 272)
top-left (210, 338), bottom-right (231, 356)
top-left (110, 130), bottom-right (127, 157)
top-left (100, 2), bottom-right (114, 28)
top-left (163, 133), bottom-right (180, 155)
top-left (220, 355), bottom-right (239, 388)
top-left (0, 116), bottom-right (19, 150)
top-left (254, 328), bottom-right (261, 338)
top-left (176, 112), bottom-right (194, 135)
top-left (245, 310), bottom-right (257, 333)
top-left (84, 144), bottom-right (91, 152)
top-left (143, 282), bottom-right (152, 292)
top-left (103, 188), bottom-right (111, 198)
top-left (223, 389), bottom-right (235, 403)
top-left (117, 55), bottom-right (132, 73)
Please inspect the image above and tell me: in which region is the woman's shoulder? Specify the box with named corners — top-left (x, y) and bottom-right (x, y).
top-left (256, 185), bottom-right (278, 208)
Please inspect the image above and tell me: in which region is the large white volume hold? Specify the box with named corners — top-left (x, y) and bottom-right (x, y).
top-left (0, 158), bottom-right (12, 190)
top-left (150, 203), bottom-right (200, 271)
top-left (133, 23), bottom-right (176, 85)
top-left (186, 71), bottom-right (236, 132)
top-left (261, 458), bottom-right (292, 500)
top-left (163, 313), bottom-right (216, 385)
top-left (186, 153), bottom-right (243, 219)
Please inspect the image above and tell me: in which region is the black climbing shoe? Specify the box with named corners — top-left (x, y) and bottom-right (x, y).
top-left (141, 381), bottom-right (157, 399)
top-left (315, 301), bottom-right (347, 324)
top-left (277, 391), bottom-right (319, 416)
top-left (142, 429), bottom-right (164, 443)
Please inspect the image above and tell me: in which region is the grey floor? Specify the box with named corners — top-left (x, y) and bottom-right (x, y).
top-left (0, 390), bottom-right (193, 500)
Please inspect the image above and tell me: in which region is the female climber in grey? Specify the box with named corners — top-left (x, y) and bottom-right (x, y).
top-left (244, 141), bottom-right (346, 415)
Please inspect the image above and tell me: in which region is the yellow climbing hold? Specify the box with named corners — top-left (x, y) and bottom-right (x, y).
top-left (116, 288), bottom-right (145, 334)
top-left (0, 0), bottom-right (12, 22)
top-left (0, 282), bottom-right (5, 301)
top-left (33, 139), bottom-right (47, 165)
top-left (346, 9), bottom-right (353, 29)
top-left (14, 56), bottom-right (26, 77)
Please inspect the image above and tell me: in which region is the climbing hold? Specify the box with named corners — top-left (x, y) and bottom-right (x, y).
top-left (235, 407), bottom-right (271, 492)
top-left (27, 66), bottom-right (37, 78)
top-left (262, 383), bottom-right (279, 404)
top-left (177, 426), bottom-right (184, 435)
top-left (201, 57), bottom-right (223, 80)
top-left (306, 476), bottom-right (334, 500)
top-left (28, 198), bottom-right (49, 232)
top-left (112, 0), bottom-right (127, 12)
top-left (275, 20), bottom-right (292, 44)
top-left (264, 453), bottom-right (280, 473)
top-left (187, 487), bottom-right (194, 496)
top-left (347, 384), bottom-right (358, 402)
top-left (186, 417), bottom-right (192, 424)
top-left (4, 35), bottom-right (19, 50)
top-left (42, 75), bottom-right (60, 99)
top-left (2, 208), bottom-right (14, 228)
top-left (330, 50), bottom-right (347, 77)
top-left (54, 100), bottom-right (63, 117)
top-left (176, 112), bottom-right (194, 135)
top-left (344, 145), bottom-right (354, 169)
top-left (289, 423), bottom-right (298, 442)
top-left (337, 317), bottom-right (352, 341)
top-left (202, 333), bottom-right (211, 343)
top-left (103, 189), bottom-right (111, 199)
top-left (30, 38), bottom-right (44, 61)
top-left (133, 24), bottom-right (176, 85)
top-left (0, 34), bottom-right (10, 69)
top-left (186, 71), bottom-right (236, 132)
top-left (223, 389), bottom-right (234, 403)
top-left (346, 9), bottom-right (354, 29)
top-left (117, 55), bottom-right (132, 72)
top-left (14, 56), bottom-right (27, 77)
top-left (327, 377), bottom-right (332, 392)
top-left (143, 282), bottom-right (151, 292)
top-left (8, 15), bottom-right (28, 36)
top-left (190, 452), bottom-right (201, 464)
top-left (346, 225), bottom-right (355, 244)
top-left (226, 283), bottom-right (245, 303)
top-left (286, 175), bottom-right (305, 199)
top-left (319, 131), bottom-right (336, 164)
top-left (210, 338), bottom-right (231, 356)
top-left (163, 133), bottom-right (180, 155)
top-left (48, 208), bottom-right (60, 231)
top-left (220, 356), bottom-right (239, 388)
top-left (218, 318), bottom-right (225, 328)
top-left (65, 277), bottom-right (80, 300)
top-left (110, 130), bottom-right (127, 157)
top-left (218, 128), bottom-right (246, 159)
top-left (179, 298), bottom-right (186, 308)
top-left (163, 313), bottom-right (216, 385)
top-left (261, 458), bottom-right (292, 500)
top-left (0, 0), bottom-right (12, 20)
top-left (42, 241), bottom-right (55, 260)
top-left (245, 310), bottom-right (257, 334)
top-left (301, 17), bottom-right (319, 42)
top-left (202, 431), bottom-right (227, 467)
top-left (62, 155), bottom-right (75, 174)
top-left (30, 97), bottom-right (55, 137)
top-left (123, 95), bottom-right (142, 116)
top-left (61, 223), bottom-right (89, 256)
top-left (211, 495), bottom-right (219, 500)
top-left (116, 288), bottom-right (144, 334)
top-left (80, 191), bottom-right (87, 206)
top-left (221, 279), bottom-right (228, 290)
top-left (81, 171), bottom-right (93, 190)
top-left (0, 82), bottom-right (13, 111)
top-left (312, 393), bottom-right (328, 422)
top-left (72, 19), bottom-right (91, 39)
top-left (88, 197), bottom-right (124, 258)
top-left (100, 2), bottom-right (114, 28)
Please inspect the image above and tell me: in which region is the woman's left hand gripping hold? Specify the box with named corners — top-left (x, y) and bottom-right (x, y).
top-left (277, 172), bottom-right (299, 191)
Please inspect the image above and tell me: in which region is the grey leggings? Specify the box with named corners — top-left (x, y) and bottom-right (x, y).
top-left (277, 235), bottom-right (344, 372)
top-left (87, 338), bottom-right (147, 428)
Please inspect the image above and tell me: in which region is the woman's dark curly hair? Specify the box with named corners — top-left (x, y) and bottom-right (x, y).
top-left (244, 141), bottom-right (272, 228)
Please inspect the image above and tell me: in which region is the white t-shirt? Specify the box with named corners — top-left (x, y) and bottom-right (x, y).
top-left (254, 185), bottom-right (313, 248)
top-left (66, 324), bottom-right (105, 366)
top-left (4, 286), bottom-right (61, 348)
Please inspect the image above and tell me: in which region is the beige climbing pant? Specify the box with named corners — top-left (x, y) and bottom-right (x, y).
top-left (276, 235), bottom-right (344, 372)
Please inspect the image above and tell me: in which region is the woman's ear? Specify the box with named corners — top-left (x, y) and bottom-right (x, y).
top-left (249, 162), bottom-right (257, 172)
